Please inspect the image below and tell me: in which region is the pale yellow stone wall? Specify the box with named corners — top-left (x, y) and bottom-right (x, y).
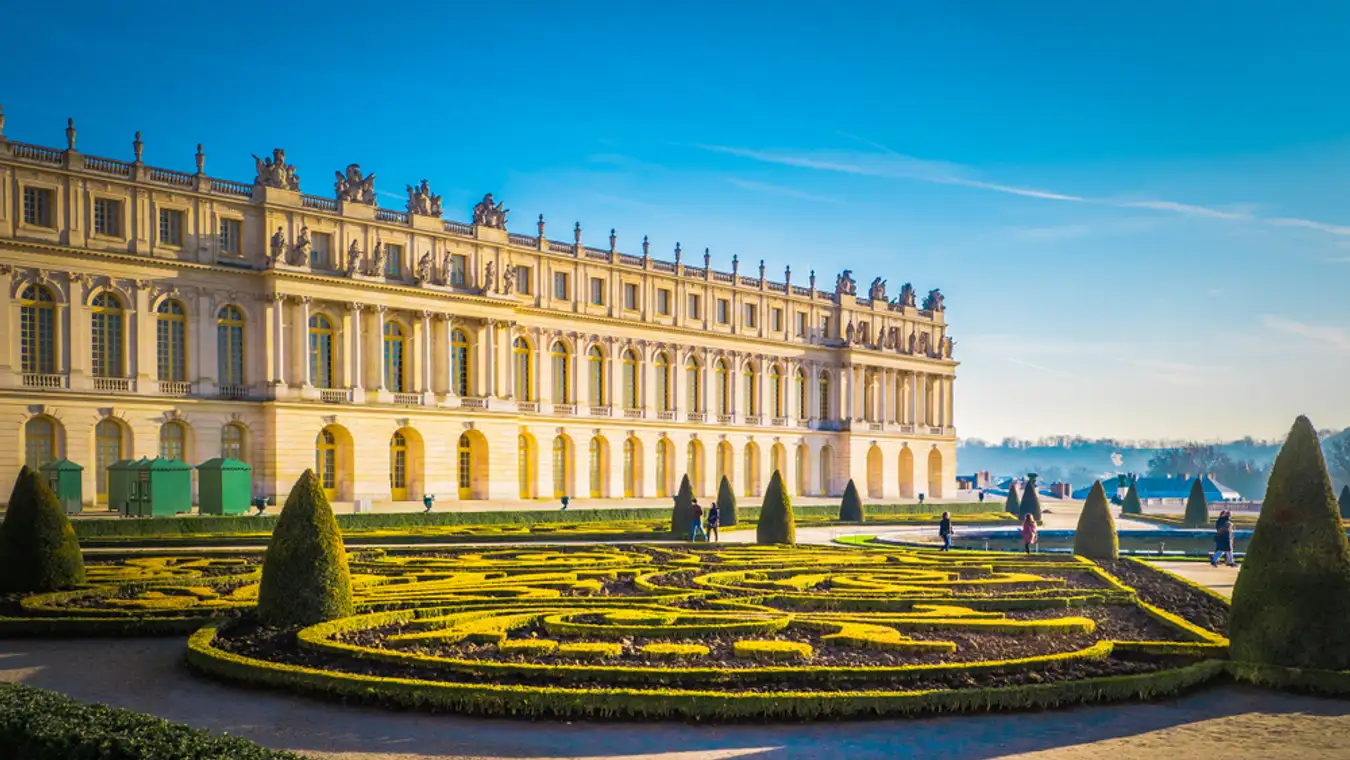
top-left (0, 125), bottom-right (959, 507)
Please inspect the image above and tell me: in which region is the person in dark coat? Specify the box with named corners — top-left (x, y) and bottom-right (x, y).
top-left (1210, 510), bottom-right (1235, 567)
top-left (1020, 514), bottom-right (1038, 555)
top-left (938, 511), bottom-right (953, 551)
top-left (689, 499), bottom-right (706, 541)
top-left (706, 502), bottom-right (721, 542)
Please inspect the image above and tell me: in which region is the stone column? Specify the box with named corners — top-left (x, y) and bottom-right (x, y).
top-left (195, 293), bottom-right (217, 396)
top-left (267, 294), bottom-right (286, 390)
top-left (370, 306), bottom-right (388, 399)
top-left (641, 345), bottom-right (656, 415)
top-left (347, 303), bottom-right (365, 403)
top-left (439, 315), bottom-right (457, 401)
top-left (670, 349), bottom-right (684, 421)
top-left (538, 330), bottom-right (554, 409)
top-left (758, 357), bottom-right (769, 420)
top-left (911, 371), bottom-right (923, 426)
top-left (134, 282), bottom-right (155, 386)
top-left (879, 368), bottom-right (889, 426)
top-left (503, 324), bottom-right (516, 400)
top-left (417, 311), bottom-right (433, 403)
top-left (293, 296), bottom-right (312, 389)
top-left (480, 320), bottom-right (495, 399)
top-left (66, 285), bottom-right (89, 390)
top-left (842, 364), bottom-right (854, 421)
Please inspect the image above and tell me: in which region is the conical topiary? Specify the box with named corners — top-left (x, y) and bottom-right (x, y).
top-left (671, 474), bottom-right (696, 537)
top-left (0, 466), bottom-right (85, 593)
top-left (756, 471), bottom-right (796, 545)
top-left (716, 475), bottom-right (739, 526)
top-left (839, 479), bottom-right (864, 523)
top-left (1004, 482), bottom-right (1021, 515)
top-left (1073, 481), bottom-right (1118, 560)
top-left (1121, 481), bottom-right (1143, 515)
top-left (1183, 478), bottom-right (1209, 528)
top-left (1020, 474), bottom-right (1042, 523)
top-left (1230, 416), bottom-right (1350, 671)
top-left (1339, 485), bottom-right (1350, 521)
top-left (256, 470), bottom-right (353, 627)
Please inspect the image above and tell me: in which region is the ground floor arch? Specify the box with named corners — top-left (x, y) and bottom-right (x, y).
top-left (819, 444), bottom-right (834, 497)
top-left (898, 445), bottom-right (915, 499)
top-left (687, 439), bottom-right (705, 496)
top-left (551, 434), bottom-right (574, 499)
top-left (795, 444), bottom-right (808, 496)
top-left (388, 426), bottom-right (426, 501)
top-left (655, 438), bottom-right (674, 497)
top-left (623, 436), bottom-right (642, 498)
top-left (517, 432), bottom-right (538, 499)
top-left (94, 418), bottom-right (128, 504)
top-left (866, 444), bottom-right (884, 499)
top-left (743, 442), bottom-right (761, 497)
top-left (927, 447), bottom-right (944, 499)
top-left (770, 443), bottom-right (786, 482)
top-left (715, 441), bottom-right (734, 491)
top-left (23, 415), bottom-right (64, 470)
top-left (588, 435), bottom-right (611, 498)
top-left (316, 424), bottom-right (355, 502)
top-left (457, 429), bottom-right (490, 500)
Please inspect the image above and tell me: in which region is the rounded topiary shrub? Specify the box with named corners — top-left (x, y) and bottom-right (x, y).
top-left (1073, 481), bottom-right (1118, 560)
top-left (1121, 481), bottom-right (1143, 515)
top-left (1004, 482), bottom-right (1020, 516)
top-left (1230, 416), bottom-right (1350, 671)
top-left (1339, 484), bottom-right (1350, 521)
top-left (1183, 478), bottom-right (1209, 528)
top-left (716, 475), bottom-right (739, 526)
top-left (671, 474), bottom-right (696, 537)
top-left (839, 479), bottom-right (865, 523)
top-left (0, 466), bottom-right (85, 593)
top-left (756, 471), bottom-right (796, 545)
top-left (256, 469), bottom-right (353, 627)
top-left (1020, 475), bottom-right (1042, 523)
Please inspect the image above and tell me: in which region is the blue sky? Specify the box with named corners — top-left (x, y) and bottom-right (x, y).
top-left (6, 1), bottom-right (1349, 441)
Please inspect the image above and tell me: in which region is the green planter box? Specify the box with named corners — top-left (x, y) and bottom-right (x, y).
top-left (106, 459), bottom-right (142, 516)
top-left (132, 458), bottom-right (193, 517)
top-left (196, 458), bottom-right (252, 515)
top-left (39, 458), bottom-right (84, 515)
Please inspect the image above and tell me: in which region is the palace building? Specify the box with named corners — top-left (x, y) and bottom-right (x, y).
top-left (0, 110), bottom-right (958, 508)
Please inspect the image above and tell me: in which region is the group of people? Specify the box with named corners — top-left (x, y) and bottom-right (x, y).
top-left (1210, 509), bottom-right (1237, 567)
top-left (686, 498), bottom-right (721, 542)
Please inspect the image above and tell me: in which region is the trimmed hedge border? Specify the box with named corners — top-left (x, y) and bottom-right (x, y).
top-left (1227, 660), bottom-right (1350, 697)
top-left (187, 621), bottom-right (1227, 721)
top-left (0, 681), bottom-right (302, 759)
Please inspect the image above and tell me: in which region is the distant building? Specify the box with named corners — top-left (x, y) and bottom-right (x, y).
top-left (956, 470), bottom-right (994, 491)
top-left (1072, 475), bottom-right (1241, 502)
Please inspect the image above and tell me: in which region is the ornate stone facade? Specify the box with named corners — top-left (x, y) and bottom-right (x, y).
top-left (0, 113), bottom-right (957, 507)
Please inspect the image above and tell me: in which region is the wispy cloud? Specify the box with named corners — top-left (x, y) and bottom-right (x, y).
top-left (699, 142), bottom-right (1350, 239)
top-left (725, 177), bottom-right (844, 204)
top-left (1008, 224), bottom-right (1093, 242)
top-left (1260, 314), bottom-right (1350, 352)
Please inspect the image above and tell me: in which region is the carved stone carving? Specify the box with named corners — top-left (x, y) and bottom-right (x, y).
top-left (335, 164), bottom-right (377, 204)
top-left (472, 193), bottom-right (509, 229)
top-left (252, 149), bottom-right (301, 190)
top-left (923, 288), bottom-right (945, 312)
top-left (868, 277), bottom-right (887, 301)
top-left (406, 179), bottom-right (443, 217)
top-left (268, 227), bottom-right (286, 264)
top-left (501, 262), bottom-right (516, 295)
top-left (943, 336), bottom-right (955, 359)
top-left (907, 332), bottom-right (917, 354)
top-left (896, 282), bottom-right (917, 309)
top-left (917, 332), bottom-right (931, 356)
top-left (344, 240), bottom-right (361, 277)
top-left (415, 252), bottom-right (433, 285)
top-left (834, 270), bottom-right (857, 296)
top-left (292, 225), bottom-right (312, 266)
top-left (845, 322), bottom-right (856, 345)
top-left (366, 240), bottom-right (385, 277)
top-left (482, 260), bottom-right (497, 293)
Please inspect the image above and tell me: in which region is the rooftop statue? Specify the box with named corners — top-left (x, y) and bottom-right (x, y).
top-left (406, 179), bottom-right (443, 217)
top-left (472, 193), bottom-right (509, 229)
top-left (834, 269), bottom-right (857, 296)
top-left (923, 288), bottom-right (946, 312)
top-left (253, 148), bottom-right (301, 191)
top-left (868, 277), bottom-right (887, 301)
top-left (335, 164), bottom-right (377, 205)
top-left (895, 282), bottom-right (917, 309)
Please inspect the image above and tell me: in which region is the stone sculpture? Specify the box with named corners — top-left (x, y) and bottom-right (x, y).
top-left (896, 282), bottom-right (917, 308)
top-left (483, 260), bottom-right (497, 293)
top-left (923, 288), bottom-right (945, 312)
top-left (334, 164), bottom-right (377, 205)
top-left (416, 252), bottom-right (432, 284)
top-left (344, 240), bottom-right (361, 277)
top-left (369, 241), bottom-right (386, 277)
top-left (253, 148), bottom-right (301, 191)
top-left (293, 225), bottom-right (312, 267)
top-left (268, 227), bottom-right (286, 264)
top-left (472, 193), bottom-right (509, 229)
top-left (868, 277), bottom-right (887, 301)
top-left (835, 270), bottom-right (857, 296)
top-left (406, 179), bottom-right (443, 217)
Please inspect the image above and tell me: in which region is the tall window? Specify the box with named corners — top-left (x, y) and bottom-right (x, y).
top-left (744, 364), bottom-right (758, 416)
top-left (94, 420), bottom-right (123, 501)
top-left (654, 352), bottom-right (670, 411)
top-left (384, 244), bottom-right (403, 278)
top-left (551, 342), bottom-right (570, 403)
top-left (589, 437), bottom-right (604, 498)
top-left (623, 283), bottom-right (639, 310)
top-left (689, 293), bottom-right (702, 319)
top-left (217, 305), bottom-right (245, 386)
top-left (19, 284), bottom-right (56, 375)
top-left (656, 439), bottom-right (670, 498)
top-left (553, 272), bottom-right (570, 300)
top-left (818, 372), bottom-right (831, 420)
top-left (686, 357), bottom-right (702, 413)
top-left (23, 187), bottom-right (54, 227)
top-left (795, 369), bottom-right (808, 419)
top-left (317, 429), bottom-right (338, 499)
top-left (24, 417), bottom-right (56, 469)
top-left (552, 436), bottom-right (569, 498)
top-left (588, 346), bottom-right (606, 406)
top-left (714, 359), bottom-right (730, 416)
top-left (515, 265), bottom-right (533, 296)
top-left (768, 365), bottom-right (783, 417)
top-left (589, 277), bottom-right (605, 306)
top-left (159, 208), bottom-right (184, 246)
top-left (450, 329), bottom-right (470, 396)
top-left (391, 431), bottom-right (409, 500)
top-left (457, 434), bottom-right (472, 499)
top-left (517, 435), bottom-right (532, 498)
top-left (218, 218), bottom-right (241, 255)
top-left (656, 289), bottom-right (671, 315)
top-left (621, 349), bottom-right (639, 410)
top-left (513, 337), bottom-right (533, 401)
top-left (155, 300), bottom-right (187, 382)
top-left (384, 321), bottom-right (407, 392)
top-left (450, 254), bottom-right (467, 286)
top-left (221, 424), bottom-right (245, 461)
top-left (91, 292), bottom-right (124, 378)
top-left (309, 314), bottom-right (335, 389)
top-left (716, 299), bottom-right (729, 324)
top-left (93, 198), bottom-right (123, 237)
top-left (623, 438), bottom-right (637, 498)
top-left (159, 422), bottom-right (186, 461)
top-left (687, 441), bottom-right (702, 495)
top-left (311, 232), bottom-right (332, 269)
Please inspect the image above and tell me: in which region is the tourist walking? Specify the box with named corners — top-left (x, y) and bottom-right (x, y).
top-left (938, 511), bottom-right (953, 551)
top-left (1020, 513), bottom-right (1038, 555)
top-left (706, 501), bottom-right (721, 542)
top-left (978, 490), bottom-right (985, 504)
top-left (560, 494), bottom-right (569, 511)
top-left (423, 493), bottom-right (435, 513)
top-left (1211, 509), bottom-right (1236, 567)
top-left (689, 499), bottom-right (706, 542)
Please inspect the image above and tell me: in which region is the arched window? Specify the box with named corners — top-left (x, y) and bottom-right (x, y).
top-left (795, 445), bottom-right (808, 496)
top-left (94, 420), bottom-right (124, 502)
top-left (656, 438), bottom-right (671, 498)
top-left (744, 445), bottom-right (758, 498)
top-left (19, 284), bottom-right (57, 375)
top-left (309, 314), bottom-right (334, 389)
top-left (654, 352), bottom-right (670, 412)
top-left (457, 433), bottom-right (472, 499)
top-left (716, 442), bottom-right (733, 487)
top-left (390, 431), bottom-right (408, 500)
top-left (768, 365), bottom-right (783, 417)
top-left (818, 372), bottom-right (831, 420)
top-left (623, 438), bottom-right (637, 498)
top-left (317, 429), bottom-right (338, 500)
top-left (744, 363), bottom-right (758, 417)
top-left (819, 445), bottom-right (834, 497)
top-left (221, 423), bottom-right (245, 462)
top-left (450, 329), bottom-right (470, 396)
top-left (216, 305), bottom-right (245, 386)
top-left (156, 300), bottom-right (188, 382)
top-left (714, 359), bottom-right (730, 416)
top-left (517, 434), bottom-right (533, 498)
top-left (687, 440), bottom-right (703, 495)
top-left (159, 421), bottom-right (186, 461)
top-left (686, 356), bottom-right (702, 413)
top-left (621, 349), bottom-right (639, 410)
top-left (588, 346), bottom-right (606, 406)
top-left (589, 437), bottom-right (604, 498)
top-left (864, 369), bottom-right (877, 421)
top-left (550, 342), bottom-right (570, 403)
top-left (25, 417), bottom-right (56, 469)
top-left (795, 369), bottom-right (808, 419)
top-left (513, 337), bottom-right (533, 401)
top-left (383, 321), bottom-right (407, 393)
top-left (552, 436), bottom-right (569, 498)
top-left (91, 292), bottom-right (124, 379)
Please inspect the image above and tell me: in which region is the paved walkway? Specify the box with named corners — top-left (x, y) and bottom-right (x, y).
top-left (2, 637), bottom-right (1348, 760)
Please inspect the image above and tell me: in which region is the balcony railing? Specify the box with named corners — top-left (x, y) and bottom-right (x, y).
top-left (393, 393), bottom-right (424, 407)
top-left (94, 377), bottom-right (132, 392)
top-left (589, 405), bottom-right (612, 417)
top-left (686, 411), bottom-right (706, 423)
top-left (217, 384), bottom-right (249, 400)
top-left (11, 142), bottom-right (65, 165)
top-left (868, 422), bottom-right (885, 432)
top-left (796, 419), bottom-right (811, 428)
top-left (929, 426), bottom-right (945, 435)
top-left (459, 397), bottom-right (487, 409)
top-left (375, 208), bottom-right (410, 224)
top-left (657, 410), bottom-right (675, 421)
top-left (716, 414), bottom-right (734, 425)
top-left (22, 373), bottom-right (67, 389)
top-left (771, 416), bottom-right (788, 427)
top-left (553, 403), bottom-right (575, 416)
top-left (516, 400), bottom-right (539, 413)
top-left (158, 381), bottom-right (191, 396)
top-left (898, 424), bottom-right (915, 433)
top-left (319, 388), bottom-right (353, 404)
top-left (623, 408), bottom-right (644, 419)
top-left (444, 221), bottom-right (473, 236)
